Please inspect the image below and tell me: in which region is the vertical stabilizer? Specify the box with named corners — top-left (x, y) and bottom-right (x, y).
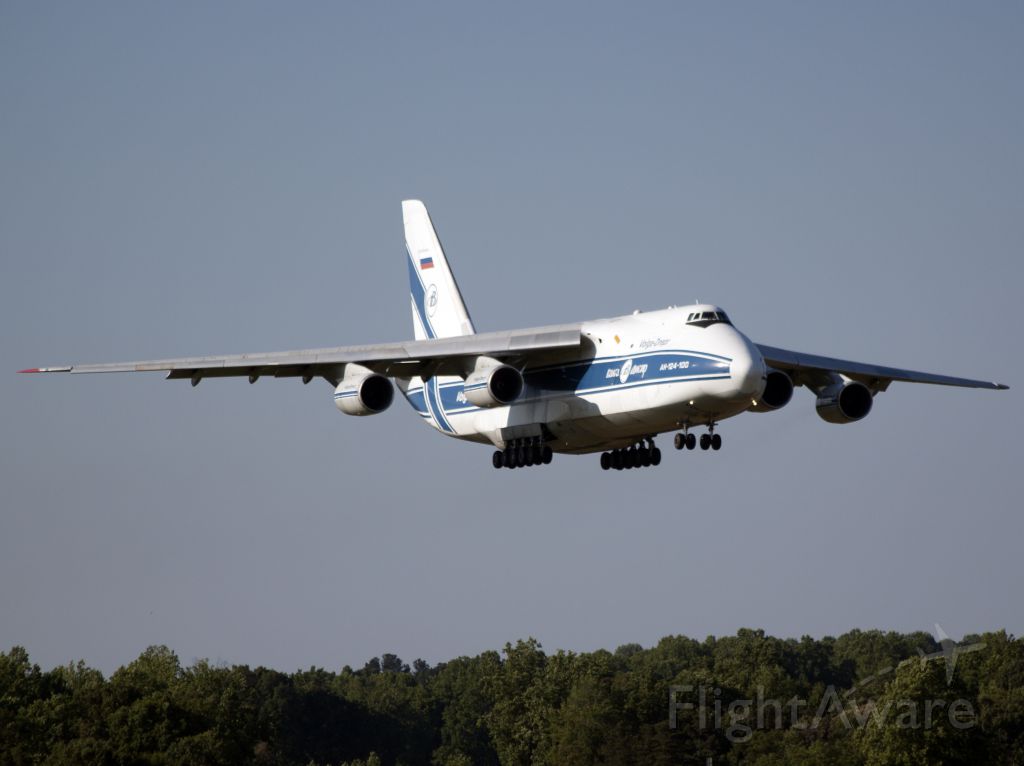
top-left (403, 200), bottom-right (476, 340)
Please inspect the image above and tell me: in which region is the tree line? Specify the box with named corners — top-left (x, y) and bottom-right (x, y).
top-left (1, 628), bottom-right (1021, 765)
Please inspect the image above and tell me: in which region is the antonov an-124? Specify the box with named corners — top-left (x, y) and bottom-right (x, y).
top-left (21, 201), bottom-right (1009, 471)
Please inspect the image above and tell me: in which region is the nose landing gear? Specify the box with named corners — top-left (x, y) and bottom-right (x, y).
top-left (675, 424), bottom-right (722, 452)
top-left (673, 429), bottom-right (697, 450)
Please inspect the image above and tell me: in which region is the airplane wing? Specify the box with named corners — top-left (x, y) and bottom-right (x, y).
top-left (757, 344), bottom-right (1009, 392)
top-left (19, 324), bottom-right (583, 385)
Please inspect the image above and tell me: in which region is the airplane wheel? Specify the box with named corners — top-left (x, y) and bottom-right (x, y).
top-left (711, 434), bottom-right (722, 451)
top-left (502, 449), bottom-right (512, 468)
top-left (612, 450), bottom-right (624, 470)
top-left (686, 433), bottom-right (697, 450)
top-left (542, 445), bottom-right (553, 464)
top-left (492, 451), bottom-right (503, 469)
top-left (651, 447), bottom-right (662, 466)
top-left (600, 452), bottom-right (611, 470)
top-left (674, 433), bottom-right (684, 450)
top-left (639, 447), bottom-right (651, 467)
top-left (530, 444), bottom-right (541, 464)
top-left (700, 434), bottom-right (711, 450)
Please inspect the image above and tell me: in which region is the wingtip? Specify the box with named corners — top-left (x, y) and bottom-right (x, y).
top-left (996, 383), bottom-right (1010, 390)
top-left (18, 368), bottom-right (41, 374)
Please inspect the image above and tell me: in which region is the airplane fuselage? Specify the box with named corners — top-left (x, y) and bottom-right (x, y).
top-left (397, 305), bottom-right (766, 454)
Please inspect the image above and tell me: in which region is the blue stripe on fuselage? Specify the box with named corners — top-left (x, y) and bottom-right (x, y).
top-left (428, 376), bottom-right (454, 432)
top-left (400, 349), bottom-right (734, 420)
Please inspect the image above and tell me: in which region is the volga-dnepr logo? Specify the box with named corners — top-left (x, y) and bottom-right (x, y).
top-left (605, 358), bottom-right (649, 384)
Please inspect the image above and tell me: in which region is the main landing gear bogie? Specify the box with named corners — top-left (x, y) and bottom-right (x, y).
top-left (493, 438), bottom-right (553, 470)
top-left (600, 438), bottom-right (662, 471)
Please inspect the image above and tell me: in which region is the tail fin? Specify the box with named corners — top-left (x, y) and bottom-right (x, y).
top-left (403, 200), bottom-right (476, 340)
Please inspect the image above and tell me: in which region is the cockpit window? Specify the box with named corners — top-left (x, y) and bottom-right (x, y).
top-left (686, 310), bottom-right (733, 328)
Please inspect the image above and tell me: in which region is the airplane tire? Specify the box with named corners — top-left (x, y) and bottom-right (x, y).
top-left (612, 450), bottom-right (624, 470)
top-left (711, 434), bottom-right (722, 451)
top-left (651, 447), bottom-right (662, 466)
top-left (502, 449), bottom-right (512, 468)
top-left (492, 451), bottom-right (503, 469)
top-left (674, 433), bottom-right (684, 450)
top-left (542, 445), bottom-right (553, 464)
top-left (600, 452), bottom-right (611, 470)
top-left (686, 433), bottom-right (697, 450)
top-left (700, 434), bottom-right (711, 450)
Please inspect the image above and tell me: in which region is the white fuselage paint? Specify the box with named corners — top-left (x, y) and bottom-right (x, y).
top-left (397, 305), bottom-right (767, 454)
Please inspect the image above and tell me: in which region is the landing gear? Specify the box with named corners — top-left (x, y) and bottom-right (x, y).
top-left (600, 438), bottom-right (661, 471)
top-left (674, 427), bottom-right (698, 450)
top-left (674, 425), bottom-right (720, 452)
top-left (699, 433), bottom-right (722, 450)
top-left (494, 438), bottom-right (553, 469)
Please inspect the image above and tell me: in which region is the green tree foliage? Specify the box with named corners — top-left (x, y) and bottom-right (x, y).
top-left (0, 630), bottom-right (1021, 766)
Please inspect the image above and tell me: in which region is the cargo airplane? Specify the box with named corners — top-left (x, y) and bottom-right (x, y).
top-left (21, 201), bottom-right (1008, 471)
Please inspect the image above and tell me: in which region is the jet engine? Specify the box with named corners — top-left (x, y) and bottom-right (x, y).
top-left (748, 369), bottom-right (794, 412)
top-left (463, 358), bottom-right (524, 408)
top-left (334, 364), bottom-right (394, 416)
top-left (815, 379), bottom-right (873, 424)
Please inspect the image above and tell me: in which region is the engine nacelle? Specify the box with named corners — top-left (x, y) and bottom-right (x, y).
top-left (815, 380), bottom-right (873, 424)
top-left (334, 365), bottom-right (394, 416)
top-left (463, 360), bottom-right (523, 408)
top-left (749, 369), bottom-right (794, 412)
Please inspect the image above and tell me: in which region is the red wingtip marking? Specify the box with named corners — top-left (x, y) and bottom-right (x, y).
top-left (18, 368), bottom-right (41, 373)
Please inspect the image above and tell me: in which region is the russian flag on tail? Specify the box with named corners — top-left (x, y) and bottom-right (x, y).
top-left (419, 256), bottom-right (434, 270)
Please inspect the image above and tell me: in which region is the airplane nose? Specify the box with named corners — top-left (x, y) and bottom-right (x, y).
top-left (730, 343), bottom-right (766, 398)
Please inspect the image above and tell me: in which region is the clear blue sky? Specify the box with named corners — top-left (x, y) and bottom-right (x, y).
top-left (2, 2), bottom-right (1021, 675)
